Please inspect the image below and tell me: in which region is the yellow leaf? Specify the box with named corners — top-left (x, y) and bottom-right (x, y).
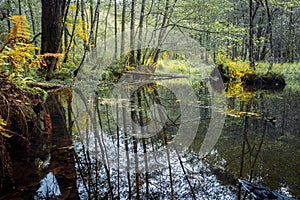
top-left (0, 118), bottom-right (7, 126)
top-left (70, 5), bottom-right (77, 10)
top-left (0, 131), bottom-right (13, 138)
top-left (227, 113), bottom-right (240, 118)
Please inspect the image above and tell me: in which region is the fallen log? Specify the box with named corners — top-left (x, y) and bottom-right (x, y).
top-left (211, 65), bottom-right (286, 91)
top-left (243, 73), bottom-right (286, 91)
top-left (27, 82), bottom-right (72, 104)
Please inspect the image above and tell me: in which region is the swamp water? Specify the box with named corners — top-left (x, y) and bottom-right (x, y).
top-left (1, 79), bottom-right (299, 199)
top-left (71, 73), bottom-right (300, 199)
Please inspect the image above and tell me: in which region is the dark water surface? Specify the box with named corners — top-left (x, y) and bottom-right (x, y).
top-left (71, 81), bottom-right (300, 199)
top-left (1, 83), bottom-right (299, 199)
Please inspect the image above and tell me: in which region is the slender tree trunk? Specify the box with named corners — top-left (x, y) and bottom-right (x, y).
top-left (80, 0), bottom-right (87, 48)
top-left (120, 0), bottom-right (126, 57)
top-left (27, 0), bottom-right (38, 54)
top-left (89, 0), bottom-right (94, 46)
top-left (137, 0), bottom-right (146, 63)
top-left (62, 0), bottom-right (72, 63)
top-left (6, 0), bottom-right (11, 30)
top-left (63, 0), bottom-right (80, 63)
top-left (88, 0), bottom-right (100, 50)
top-left (18, 0), bottom-right (21, 15)
top-left (130, 0), bottom-right (136, 63)
top-left (249, 0), bottom-right (255, 69)
top-left (142, 0), bottom-right (155, 64)
top-left (94, 5), bottom-right (100, 48)
top-left (255, 14), bottom-right (264, 61)
top-left (287, 7), bottom-right (295, 63)
top-left (165, 0), bottom-right (177, 28)
top-left (103, 0), bottom-right (112, 54)
top-left (153, 0), bottom-right (170, 63)
top-left (74, 0), bottom-right (100, 76)
top-left (241, 12), bottom-right (248, 61)
top-left (114, 0), bottom-right (118, 59)
top-left (265, 0), bottom-right (274, 70)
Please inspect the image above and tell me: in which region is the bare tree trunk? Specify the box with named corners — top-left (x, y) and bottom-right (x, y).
top-left (74, 0), bottom-right (101, 76)
top-left (6, 0), bottom-right (11, 30)
top-left (18, 0), bottom-right (21, 15)
top-left (41, 0), bottom-right (67, 80)
top-left (103, 0), bottom-right (112, 54)
top-left (120, 0), bottom-right (126, 57)
top-left (265, 0), bottom-right (274, 70)
top-left (89, 0), bottom-right (94, 46)
top-left (63, 0), bottom-right (80, 63)
top-left (153, 0), bottom-right (170, 63)
top-left (142, 0), bottom-right (155, 64)
top-left (130, 0), bottom-right (136, 63)
top-left (249, 0), bottom-right (255, 69)
top-left (27, 0), bottom-right (38, 54)
top-left (287, 7), bottom-right (295, 63)
top-left (88, 1), bottom-right (100, 47)
top-left (94, 4), bottom-right (100, 48)
top-left (137, 0), bottom-right (146, 63)
top-left (114, 0), bottom-right (118, 59)
top-left (255, 14), bottom-right (264, 61)
top-left (80, 0), bottom-right (87, 48)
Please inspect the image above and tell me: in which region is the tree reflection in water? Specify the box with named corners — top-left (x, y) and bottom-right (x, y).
top-left (73, 83), bottom-right (235, 199)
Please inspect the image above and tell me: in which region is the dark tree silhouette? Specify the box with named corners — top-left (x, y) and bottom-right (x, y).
top-left (41, 0), bottom-right (67, 80)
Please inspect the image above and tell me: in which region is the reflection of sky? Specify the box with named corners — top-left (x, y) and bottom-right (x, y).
top-left (74, 135), bottom-right (236, 199)
top-left (34, 172), bottom-right (61, 200)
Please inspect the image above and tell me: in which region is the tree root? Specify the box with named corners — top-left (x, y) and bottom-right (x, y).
top-left (0, 73), bottom-right (52, 189)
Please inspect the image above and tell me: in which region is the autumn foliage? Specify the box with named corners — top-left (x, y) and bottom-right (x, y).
top-left (0, 15), bottom-right (62, 76)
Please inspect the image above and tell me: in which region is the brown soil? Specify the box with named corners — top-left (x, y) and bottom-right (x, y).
top-left (0, 72), bottom-right (50, 190)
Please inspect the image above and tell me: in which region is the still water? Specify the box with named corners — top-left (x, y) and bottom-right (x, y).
top-left (71, 76), bottom-right (300, 199)
top-left (1, 78), bottom-right (299, 199)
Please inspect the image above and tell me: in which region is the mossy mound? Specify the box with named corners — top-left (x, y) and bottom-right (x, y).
top-left (243, 73), bottom-right (286, 91)
top-left (213, 54), bottom-right (286, 91)
top-left (214, 63), bottom-right (285, 91)
top-left (0, 73), bottom-right (50, 190)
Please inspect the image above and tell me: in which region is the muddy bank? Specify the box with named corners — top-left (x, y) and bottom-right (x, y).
top-left (0, 73), bottom-right (49, 191)
top-left (0, 74), bottom-right (78, 199)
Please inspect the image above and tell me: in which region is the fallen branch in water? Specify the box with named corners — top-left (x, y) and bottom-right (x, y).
top-left (27, 81), bottom-right (72, 104)
top-left (125, 71), bottom-right (187, 78)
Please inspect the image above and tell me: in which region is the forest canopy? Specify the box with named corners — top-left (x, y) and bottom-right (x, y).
top-left (0, 0), bottom-right (299, 81)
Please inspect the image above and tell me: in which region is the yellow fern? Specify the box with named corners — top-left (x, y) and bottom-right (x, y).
top-left (9, 15), bottom-right (31, 41)
top-left (29, 53), bottom-right (63, 70)
top-left (0, 115), bottom-right (13, 138)
top-left (0, 15), bottom-right (38, 75)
